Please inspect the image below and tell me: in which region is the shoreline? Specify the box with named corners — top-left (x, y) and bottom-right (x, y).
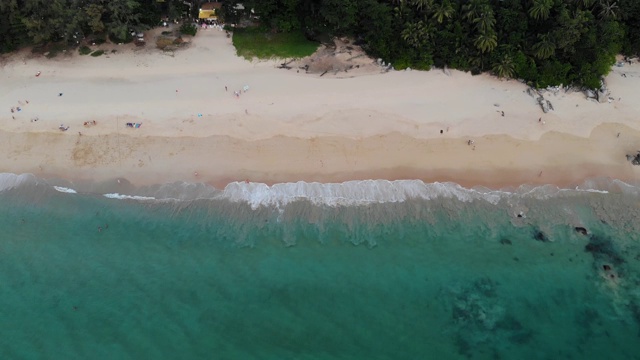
top-left (1, 123), bottom-right (638, 190)
top-left (2, 29), bottom-right (640, 190)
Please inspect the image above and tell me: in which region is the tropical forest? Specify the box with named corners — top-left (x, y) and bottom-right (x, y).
top-left (2, 0), bottom-right (640, 89)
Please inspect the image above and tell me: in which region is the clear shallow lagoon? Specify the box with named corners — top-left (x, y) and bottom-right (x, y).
top-left (1, 174), bottom-right (639, 359)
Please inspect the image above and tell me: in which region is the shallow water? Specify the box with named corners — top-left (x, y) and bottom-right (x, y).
top-left (1, 174), bottom-right (639, 359)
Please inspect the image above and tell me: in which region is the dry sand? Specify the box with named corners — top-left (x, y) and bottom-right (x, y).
top-left (1, 26), bottom-right (640, 188)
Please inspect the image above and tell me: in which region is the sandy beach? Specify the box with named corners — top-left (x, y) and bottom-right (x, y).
top-left (2, 26), bottom-right (640, 189)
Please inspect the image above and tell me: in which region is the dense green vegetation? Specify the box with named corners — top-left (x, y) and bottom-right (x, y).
top-left (232, 27), bottom-right (319, 59)
top-left (0, 0), bottom-right (191, 52)
top-left (2, 0), bottom-right (640, 88)
top-left (78, 45), bottom-right (92, 55)
top-left (224, 0), bottom-right (640, 88)
top-left (179, 23), bottom-right (198, 36)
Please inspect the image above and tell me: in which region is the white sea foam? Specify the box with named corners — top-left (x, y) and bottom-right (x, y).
top-left (0, 172), bottom-right (632, 209)
top-left (218, 180), bottom-right (621, 209)
top-left (103, 193), bottom-right (156, 201)
top-left (220, 180), bottom-right (504, 210)
top-left (0, 173), bottom-right (38, 192)
top-left (54, 186), bottom-right (77, 194)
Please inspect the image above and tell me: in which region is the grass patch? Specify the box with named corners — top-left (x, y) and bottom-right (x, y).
top-left (90, 50), bottom-right (105, 57)
top-left (79, 46), bottom-right (92, 55)
top-left (232, 28), bottom-right (319, 60)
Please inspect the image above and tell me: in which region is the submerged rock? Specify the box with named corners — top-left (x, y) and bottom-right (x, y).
top-left (575, 227), bottom-right (588, 235)
top-left (585, 235), bottom-right (624, 266)
top-left (533, 229), bottom-right (549, 242)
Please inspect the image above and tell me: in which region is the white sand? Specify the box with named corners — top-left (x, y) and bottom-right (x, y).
top-left (1, 27), bottom-right (640, 188)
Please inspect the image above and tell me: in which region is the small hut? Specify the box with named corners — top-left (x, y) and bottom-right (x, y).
top-left (199, 2), bottom-right (222, 20)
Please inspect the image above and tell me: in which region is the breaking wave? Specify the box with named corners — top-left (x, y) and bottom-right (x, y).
top-left (1, 173), bottom-right (638, 210)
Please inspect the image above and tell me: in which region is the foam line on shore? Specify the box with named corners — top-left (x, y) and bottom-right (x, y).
top-left (2, 173), bottom-right (630, 211)
top-left (103, 193), bottom-right (156, 201)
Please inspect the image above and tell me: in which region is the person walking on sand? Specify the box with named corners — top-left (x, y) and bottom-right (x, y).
top-left (225, 86), bottom-right (228, 91)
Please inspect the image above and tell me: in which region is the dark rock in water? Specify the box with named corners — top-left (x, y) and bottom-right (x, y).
top-left (500, 239), bottom-right (512, 245)
top-left (454, 335), bottom-right (472, 357)
top-left (629, 302), bottom-right (640, 332)
top-left (575, 227), bottom-right (588, 235)
top-left (585, 235), bottom-right (624, 265)
top-left (533, 230), bottom-right (549, 242)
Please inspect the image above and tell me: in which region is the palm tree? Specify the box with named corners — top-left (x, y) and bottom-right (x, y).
top-left (401, 21), bottom-right (433, 48)
top-left (432, 0), bottom-right (454, 23)
top-left (528, 0), bottom-right (553, 21)
top-left (577, 0), bottom-right (596, 8)
top-left (473, 7), bottom-right (495, 33)
top-left (474, 30), bottom-right (497, 53)
top-left (412, 0), bottom-right (433, 12)
top-left (532, 33), bottom-right (556, 59)
top-left (598, 1), bottom-right (618, 19)
top-left (391, 0), bottom-right (407, 12)
top-left (462, 0), bottom-right (486, 21)
top-left (492, 55), bottom-right (515, 78)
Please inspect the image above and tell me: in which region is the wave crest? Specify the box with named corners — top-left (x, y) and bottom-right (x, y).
top-left (221, 180), bottom-right (501, 209)
top-left (2, 173), bottom-right (638, 209)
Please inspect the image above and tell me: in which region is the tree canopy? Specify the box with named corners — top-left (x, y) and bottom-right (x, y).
top-left (230, 0), bottom-right (640, 88)
top-left (2, 0), bottom-right (640, 88)
top-left (0, 0), bottom-right (190, 52)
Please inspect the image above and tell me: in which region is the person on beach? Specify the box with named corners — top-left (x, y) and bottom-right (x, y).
top-left (59, 93), bottom-right (63, 96)
top-left (225, 86), bottom-right (228, 91)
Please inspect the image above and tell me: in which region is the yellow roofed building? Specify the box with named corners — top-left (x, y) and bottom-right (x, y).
top-left (199, 2), bottom-right (222, 20)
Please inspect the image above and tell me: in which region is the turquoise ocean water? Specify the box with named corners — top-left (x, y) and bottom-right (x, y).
top-left (1, 173), bottom-right (639, 359)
